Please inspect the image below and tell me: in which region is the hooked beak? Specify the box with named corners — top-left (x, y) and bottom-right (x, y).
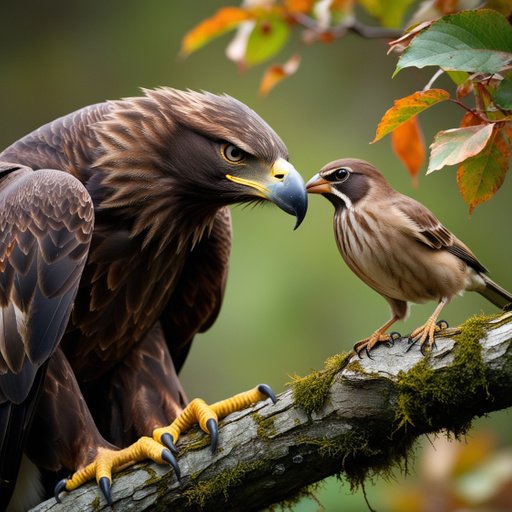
top-left (227, 158), bottom-right (308, 229)
top-left (305, 173), bottom-right (332, 194)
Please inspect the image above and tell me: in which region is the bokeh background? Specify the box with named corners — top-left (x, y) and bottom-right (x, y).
top-left (1, 1), bottom-right (511, 510)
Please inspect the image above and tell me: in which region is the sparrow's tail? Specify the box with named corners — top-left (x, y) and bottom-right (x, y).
top-left (479, 274), bottom-right (512, 309)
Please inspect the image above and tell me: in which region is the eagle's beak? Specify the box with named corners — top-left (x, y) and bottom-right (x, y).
top-left (305, 173), bottom-right (331, 194)
top-left (226, 158), bottom-right (308, 229)
top-left (265, 158), bottom-right (307, 229)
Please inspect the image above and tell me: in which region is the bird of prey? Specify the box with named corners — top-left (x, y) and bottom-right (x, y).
top-left (306, 158), bottom-right (511, 355)
top-left (0, 87), bottom-right (307, 510)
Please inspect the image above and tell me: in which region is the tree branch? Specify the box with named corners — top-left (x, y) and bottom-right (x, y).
top-left (31, 312), bottom-right (512, 512)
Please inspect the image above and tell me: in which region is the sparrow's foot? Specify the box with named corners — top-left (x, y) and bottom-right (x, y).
top-left (408, 319), bottom-right (448, 354)
top-left (354, 331), bottom-right (401, 358)
top-left (54, 437), bottom-right (178, 505)
top-left (153, 384), bottom-right (277, 454)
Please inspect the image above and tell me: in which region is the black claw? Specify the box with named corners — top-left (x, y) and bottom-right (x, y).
top-left (390, 331), bottom-right (401, 341)
top-left (436, 319), bottom-right (449, 330)
top-left (257, 383), bottom-right (277, 404)
top-left (99, 476), bottom-right (113, 507)
top-left (161, 432), bottom-right (179, 454)
top-left (162, 448), bottom-right (181, 482)
top-left (206, 418), bottom-right (218, 453)
top-left (54, 478), bottom-right (68, 503)
top-left (405, 337), bottom-right (417, 352)
top-left (365, 347), bottom-right (374, 359)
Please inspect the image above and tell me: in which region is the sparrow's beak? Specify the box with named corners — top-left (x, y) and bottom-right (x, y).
top-left (305, 173), bottom-right (332, 195)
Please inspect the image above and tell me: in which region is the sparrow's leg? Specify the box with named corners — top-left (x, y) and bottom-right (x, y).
top-left (353, 314), bottom-right (401, 357)
top-left (408, 297), bottom-right (449, 353)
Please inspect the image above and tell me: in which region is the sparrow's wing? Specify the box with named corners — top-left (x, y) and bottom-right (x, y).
top-left (396, 195), bottom-right (487, 273)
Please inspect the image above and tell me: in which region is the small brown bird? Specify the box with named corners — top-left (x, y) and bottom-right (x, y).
top-left (306, 158), bottom-right (512, 355)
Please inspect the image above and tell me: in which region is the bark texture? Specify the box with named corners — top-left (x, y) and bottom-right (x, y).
top-left (31, 312), bottom-right (512, 511)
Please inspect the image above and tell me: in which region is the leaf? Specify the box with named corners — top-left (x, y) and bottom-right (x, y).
top-left (245, 15), bottom-right (290, 66)
top-left (284, 0), bottom-right (315, 14)
top-left (427, 123), bottom-right (494, 174)
top-left (181, 7), bottom-right (251, 56)
top-left (372, 89), bottom-right (450, 142)
top-left (493, 75), bottom-right (512, 109)
top-left (395, 9), bottom-right (512, 76)
top-left (259, 54), bottom-right (301, 96)
top-left (456, 127), bottom-right (509, 213)
top-left (358, 0), bottom-right (415, 28)
top-left (391, 117), bottom-right (425, 185)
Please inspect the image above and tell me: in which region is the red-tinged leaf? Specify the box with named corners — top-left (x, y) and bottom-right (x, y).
top-left (427, 123), bottom-right (494, 174)
top-left (391, 116), bottom-right (425, 186)
top-left (460, 111), bottom-right (484, 128)
top-left (372, 89), bottom-right (450, 143)
top-left (456, 127), bottom-right (509, 213)
top-left (259, 54), bottom-right (301, 96)
top-left (181, 7), bottom-right (251, 56)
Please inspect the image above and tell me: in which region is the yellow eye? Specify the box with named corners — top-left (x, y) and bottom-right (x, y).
top-left (222, 143), bottom-right (246, 163)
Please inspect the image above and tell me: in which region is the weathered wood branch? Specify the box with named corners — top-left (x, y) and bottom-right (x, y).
top-left (31, 312), bottom-right (512, 512)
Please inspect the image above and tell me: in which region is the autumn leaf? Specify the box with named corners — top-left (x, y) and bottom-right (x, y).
top-left (260, 54), bottom-right (301, 96)
top-left (456, 127), bottom-right (509, 213)
top-left (427, 124), bottom-right (494, 174)
top-left (391, 116), bottom-right (425, 185)
top-left (372, 89), bottom-right (450, 143)
top-left (284, 0), bottom-right (315, 14)
top-left (181, 7), bottom-right (251, 56)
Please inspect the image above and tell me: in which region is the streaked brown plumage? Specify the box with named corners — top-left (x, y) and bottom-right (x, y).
top-left (0, 87), bottom-right (307, 509)
top-left (306, 158), bottom-right (511, 355)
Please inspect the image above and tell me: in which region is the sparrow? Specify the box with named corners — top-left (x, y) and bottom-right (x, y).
top-left (306, 158), bottom-right (512, 355)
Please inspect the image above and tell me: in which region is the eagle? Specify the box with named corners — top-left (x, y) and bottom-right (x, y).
top-left (0, 87), bottom-right (307, 510)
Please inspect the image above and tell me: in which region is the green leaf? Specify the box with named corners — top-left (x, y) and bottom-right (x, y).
top-left (427, 124), bottom-right (494, 174)
top-left (493, 75), bottom-right (512, 109)
top-left (245, 16), bottom-right (290, 66)
top-left (456, 128), bottom-right (509, 213)
top-left (395, 9), bottom-right (512, 76)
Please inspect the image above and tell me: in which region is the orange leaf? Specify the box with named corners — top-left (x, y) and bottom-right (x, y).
top-left (391, 116), bottom-right (425, 186)
top-left (259, 54), bottom-right (301, 96)
top-left (456, 126), bottom-right (509, 213)
top-left (284, 0), bottom-right (314, 14)
top-left (181, 7), bottom-right (251, 56)
top-left (372, 89), bottom-right (450, 143)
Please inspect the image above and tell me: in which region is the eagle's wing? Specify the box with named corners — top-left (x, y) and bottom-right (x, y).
top-left (0, 162), bottom-right (93, 506)
top-left (396, 195), bottom-right (487, 273)
top-left (160, 207), bottom-right (232, 374)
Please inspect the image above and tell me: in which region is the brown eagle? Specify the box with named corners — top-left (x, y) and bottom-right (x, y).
top-left (0, 87), bottom-right (307, 510)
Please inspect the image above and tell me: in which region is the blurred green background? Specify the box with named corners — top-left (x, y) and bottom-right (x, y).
top-left (1, 1), bottom-right (511, 510)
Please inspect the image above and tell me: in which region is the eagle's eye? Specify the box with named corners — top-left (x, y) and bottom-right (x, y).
top-left (326, 167), bottom-right (349, 182)
top-left (222, 143), bottom-right (246, 163)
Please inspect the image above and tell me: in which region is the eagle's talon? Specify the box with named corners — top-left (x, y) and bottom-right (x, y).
top-left (161, 449), bottom-right (181, 480)
top-left (54, 478), bottom-right (68, 503)
top-left (160, 432), bottom-right (178, 454)
top-left (206, 418), bottom-right (218, 453)
top-left (390, 331), bottom-right (401, 341)
top-left (257, 383), bottom-right (277, 404)
top-left (99, 476), bottom-right (113, 506)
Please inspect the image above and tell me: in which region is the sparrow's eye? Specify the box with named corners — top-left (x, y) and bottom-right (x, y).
top-left (222, 143), bottom-right (246, 163)
top-left (326, 167), bottom-right (350, 182)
